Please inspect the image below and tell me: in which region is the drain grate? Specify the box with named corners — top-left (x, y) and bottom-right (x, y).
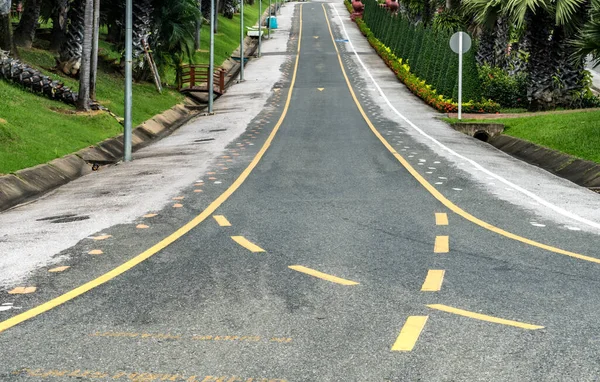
top-left (194, 138), bottom-right (215, 143)
top-left (37, 214), bottom-right (77, 221)
top-left (209, 129), bottom-right (227, 132)
top-left (51, 216), bottom-right (90, 224)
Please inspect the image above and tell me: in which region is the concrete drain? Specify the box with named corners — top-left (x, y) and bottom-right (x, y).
top-left (590, 188), bottom-right (600, 194)
top-left (194, 138), bottom-right (215, 143)
top-left (37, 214), bottom-right (90, 223)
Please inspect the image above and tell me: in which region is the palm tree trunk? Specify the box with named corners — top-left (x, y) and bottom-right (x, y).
top-left (525, 10), bottom-right (556, 111)
top-left (493, 16), bottom-right (509, 69)
top-left (57, 0), bottom-right (85, 76)
top-left (76, 0), bottom-right (93, 111)
top-left (0, 0), bottom-right (17, 55)
top-left (14, 0), bottom-right (41, 48)
top-left (50, 0), bottom-right (69, 51)
top-left (476, 27), bottom-right (495, 66)
top-left (89, 0), bottom-right (100, 99)
top-left (194, 0), bottom-right (201, 51)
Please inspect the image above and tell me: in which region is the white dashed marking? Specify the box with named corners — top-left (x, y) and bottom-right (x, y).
top-left (530, 222), bottom-right (546, 227)
top-left (438, 177), bottom-right (447, 180)
top-left (435, 182), bottom-right (443, 185)
top-left (452, 188), bottom-right (463, 191)
top-left (566, 226), bottom-right (582, 231)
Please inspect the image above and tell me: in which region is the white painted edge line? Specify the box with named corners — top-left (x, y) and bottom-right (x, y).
top-left (330, 4), bottom-right (600, 231)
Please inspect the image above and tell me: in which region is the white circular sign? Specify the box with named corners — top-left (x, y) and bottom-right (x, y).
top-left (450, 32), bottom-right (472, 54)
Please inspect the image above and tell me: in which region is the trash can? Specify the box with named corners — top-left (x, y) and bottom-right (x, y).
top-left (267, 16), bottom-right (278, 29)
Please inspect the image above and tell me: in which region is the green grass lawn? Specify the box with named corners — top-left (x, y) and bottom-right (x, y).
top-left (447, 110), bottom-right (600, 164)
top-left (1, 1), bottom-right (272, 174)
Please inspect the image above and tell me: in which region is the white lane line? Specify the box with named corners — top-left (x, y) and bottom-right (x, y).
top-left (331, 4), bottom-right (600, 231)
top-left (530, 222), bottom-right (546, 227)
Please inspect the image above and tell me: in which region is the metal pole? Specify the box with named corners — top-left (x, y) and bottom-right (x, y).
top-left (240, 0), bottom-right (244, 81)
top-left (458, 32), bottom-right (463, 120)
top-left (258, 0), bottom-right (261, 57)
top-left (267, 0), bottom-right (271, 39)
top-left (124, 0), bottom-right (132, 162)
top-left (209, 0), bottom-right (215, 113)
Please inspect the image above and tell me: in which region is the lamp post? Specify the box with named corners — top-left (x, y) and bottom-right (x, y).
top-left (258, 0), bottom-right (261, 57)
top-left (208, 0), bottom-right (215, 113)
top-left (124, 0), bottom-right (132, 162)
top-left (240, 0), bottom-right (244, 81)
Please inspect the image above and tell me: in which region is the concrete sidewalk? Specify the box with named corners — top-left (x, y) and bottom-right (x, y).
top-left (330, 3), bottom-right (600, 233)
top-left (0, 4), bottom-right (296, 288)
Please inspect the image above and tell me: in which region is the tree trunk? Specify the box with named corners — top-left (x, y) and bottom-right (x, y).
top-left (0, 0), bottom-right (17, 55)
top-left (446, 0), bottom-right (459, 11)
top-left (132, 0), bottom-right (153, 80)
top-left (89, 0), bottom-right (99, 99)
top-left (50, 0), bottom-right (69, 51)
top-left (76, 0), bottom-right (93, 111)
top-left (213, 0), bottom-right (219, 33)
top-left (493, 16), bottom-right (509, 69)
top-left (525, 11), bottom-right (557, 111)
top-left (194, 0), bottom-right (201, 50)
top-left (14, 0), bottom-right (41, 48)
top-left (57, 0), bottom-right (85, 76)
top-left (476, 28), bottom-right (495, 66)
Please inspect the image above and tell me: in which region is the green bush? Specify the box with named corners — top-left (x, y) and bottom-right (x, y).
top-left (478, 65), bottom-right (528, 108)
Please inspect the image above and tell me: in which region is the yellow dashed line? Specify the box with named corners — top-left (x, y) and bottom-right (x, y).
top-left (391, 316), bottom-right (428, 351)
top-left (435, 213), bottom-right (448, 226)
top-left (88, 250), bottom-right (103, 255)
top-left (213, 215), bottom-right (232, 227)
top-left (288, 265), bottom-right (359, 286)
top-left (8, 287), bottom-right (37, 295)
top-left (421, 270), bottom-right (445, 291)
top-left (428, 304), bottom-right (544, 330)
top-left (434, 236), bottom-right (449, 253)
top-left (48, 266), bottom-right (70, 273)
top-left (231, 236), bottom-right (265, 253)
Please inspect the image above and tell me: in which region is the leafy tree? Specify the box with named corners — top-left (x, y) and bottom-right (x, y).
top-left (573, 0), bottom-right (600, 66)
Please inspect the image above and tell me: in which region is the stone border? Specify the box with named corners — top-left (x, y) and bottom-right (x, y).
top-left (487, 135), bottom-right (600, 189)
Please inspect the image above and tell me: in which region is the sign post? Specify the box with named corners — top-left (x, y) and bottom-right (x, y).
top-left (449, 31), bottom-right (472, 120)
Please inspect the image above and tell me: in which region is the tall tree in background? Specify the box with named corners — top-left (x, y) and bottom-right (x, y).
top-left (14, 0), bottom-right (42, 47)
top-left (50, 0), bottom-right (69, 50)
top-left (0, 0), bottom-right (17, 55)
top-left (194, 0), bottom-right (201, 51)
top-left (90, 0), bottom-right (100, 99)
top-left (132, 0), bottom-right (153, 79)
top-left (76, 0), bottom-right (93, 110)
top-left (57, 0), bottom-right (85, 75)
top-left (574, 0), bottom-right (600, 65)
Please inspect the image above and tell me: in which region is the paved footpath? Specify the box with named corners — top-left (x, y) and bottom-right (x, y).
top-left (1, 2), bottom-right (600, 381)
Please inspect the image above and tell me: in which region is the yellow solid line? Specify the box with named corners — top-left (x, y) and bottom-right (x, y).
top-left (434, 236), bottom-right (449, 253)
top-left (231, 236), bottom-right (266, 253)
top-left (0, 5), bottom-right (305, 335)
top-left (428, 304), bottom-right (544, 330)
top-left (421, 270), bottom-right (445, 291)
top-left (391, 316), bottom-right (428, 351)
top-left (435, 213), bottom-right (448, 226)
top-left (213, 215), bottom-right (232, 227)
top-left (288, 265), bottom-right (359, 286)
top-left (320, 5), bottom-right (597, 265)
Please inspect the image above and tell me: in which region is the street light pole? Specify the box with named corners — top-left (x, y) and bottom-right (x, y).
top-left (208, 0), bottom-right (215, 113)
top-left (258, 0), bottom-right (261, 57)
top-left (124, 0), bottom-right (132, 162)
top-left (239, 0), bottom-right (244, 82)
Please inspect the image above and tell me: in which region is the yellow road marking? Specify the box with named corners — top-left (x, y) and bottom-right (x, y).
top-left (136, 224), bottom-right (149, 229)
top-left (213, 215), bottom-right (232, 227)
top-left (0, 4), bottom-right (304, 335)
top-left (435, 213), bottom-right (448, 226)
top-left (231, 236), bottom-right (265, 253)
top-left (314, 36), bottom-right (319, 39)
top-left (194, 189), bottom-right (203, 193)
top-left (421, 270), bottom-right (445, 291)
top-left (173, 203), bottom-right (183, 208)
top-left (48, 266), bottom-right (70, 273)
top-left (143, 213), bottom-right (158, 218)
top-left (428, 304), bottom-right (544, 330)
top-left (434, 236), bottom-right (449, 253)
top-left (91, 235), bottom-right (111, 241)
top-left (318, 88), bottom-right (324, 91)
top-left (8, 287), bottom-right (37, 295)
top-left (88, 250), bottom-right (103, 255)
top-left (391, 316), bottom-right (428, 351)
top-left (288, 265), bottom-right (359, 286)
top-left (321, 5), bottom-right (598, 264)
top-left (172, 196), bottom-right (185, 201)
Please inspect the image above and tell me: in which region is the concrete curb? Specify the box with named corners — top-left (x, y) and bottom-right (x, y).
top-left (488, 135), bottom-right (600, 189)
top-left (0, 99), bottom-right (203, 213)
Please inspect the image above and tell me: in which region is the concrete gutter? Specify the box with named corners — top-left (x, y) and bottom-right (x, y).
top-left (0, 99), bottom-right (202, 213)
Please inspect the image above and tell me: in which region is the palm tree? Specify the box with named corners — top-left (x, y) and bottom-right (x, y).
top-left (57, 0), bottom-right (85, 75)
top-left (0, 0), bottom-right (17, 55)
top-left (14, 0), bottom-right (42, 48)
top-left (573, 0), bottom-right (600, 66)
top-left (132, 0), bottom-right (153, 79)
top-left (76, 0), bottom-right (92, 111)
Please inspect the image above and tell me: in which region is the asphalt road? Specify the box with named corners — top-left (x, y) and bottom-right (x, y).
top-left (1, 3), bottom-right (600, 381)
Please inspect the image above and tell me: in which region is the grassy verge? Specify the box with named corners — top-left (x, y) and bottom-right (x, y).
top-left (0, 1), bottom-right (272, 175)
top-left (445, 110), bottom-right (600, 163)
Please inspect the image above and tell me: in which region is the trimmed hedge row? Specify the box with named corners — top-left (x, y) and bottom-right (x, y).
top-left (362, 0), bottom-right (481, 102)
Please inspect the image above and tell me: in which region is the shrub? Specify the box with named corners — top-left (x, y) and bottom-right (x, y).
top-left (478, 65), bottom-right (528, 108)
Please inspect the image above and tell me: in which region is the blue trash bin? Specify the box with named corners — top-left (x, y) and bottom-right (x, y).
top-left (267, 16), bottom-right (278, 29)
